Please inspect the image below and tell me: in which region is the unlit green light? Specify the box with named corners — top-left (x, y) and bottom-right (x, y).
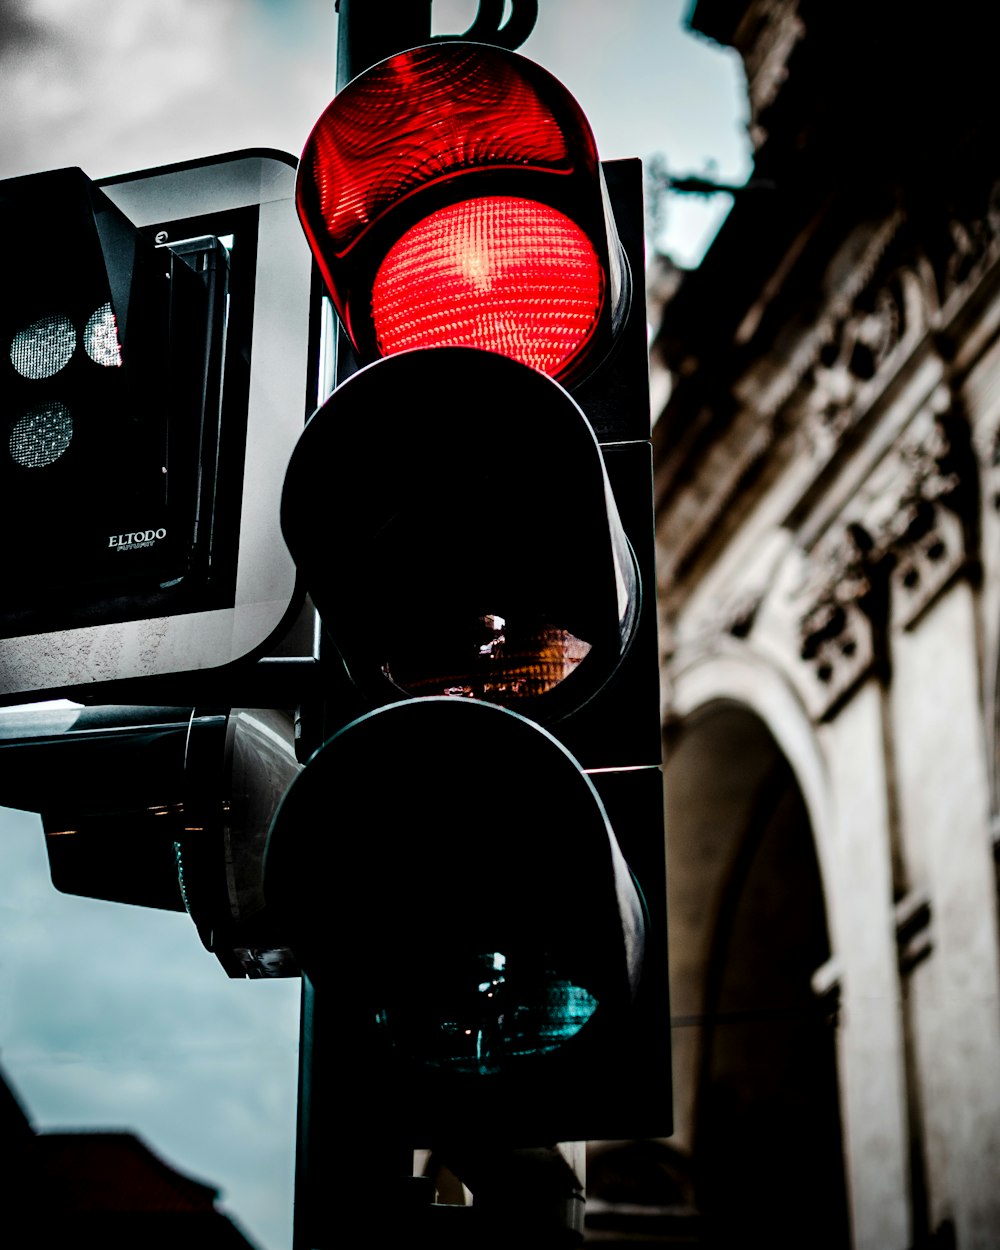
top-left (375, 950), bottom-right (598, 1075)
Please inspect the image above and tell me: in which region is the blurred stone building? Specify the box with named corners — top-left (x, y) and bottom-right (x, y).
top-left (648, 2), bottom-right (1000, 1247)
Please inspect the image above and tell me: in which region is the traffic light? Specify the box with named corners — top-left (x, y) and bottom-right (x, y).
top-left (265, 697), bottom-right (646, 1146)
top-left (0, 150), bottom-right (321, 988)
top-left (296, 41), bottom-right (629, 387)
top-left (0, 151), bottom-right (318, 703)
top-left (268, 38), bottom-right (671, 1154)
top-left (0, 28), bottom-right (669, 1212)
top-left (278, 346), bottom-right (640, 753)
top-left (0, 167), bottom-right (222, 638)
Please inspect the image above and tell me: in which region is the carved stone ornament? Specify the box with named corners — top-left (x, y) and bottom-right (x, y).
top-left (880, 402), bottom-right (970, 630)
top-left (938, 177), bottom-right (1000, 304)
top-left (797, 522), bottom-right (881, 717)
top-left (797, 391), bottom-right (973, 715)
top-left (795, 256), bottom-right (938, 464)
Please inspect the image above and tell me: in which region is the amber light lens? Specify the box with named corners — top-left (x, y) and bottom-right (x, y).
top-left (382, 611), bottom-right (593, 703)
top-left (371, 196), bottom-right (604, 376)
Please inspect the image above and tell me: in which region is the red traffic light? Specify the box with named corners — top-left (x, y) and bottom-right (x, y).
top-left (297, 42), bottom-right (630, 385)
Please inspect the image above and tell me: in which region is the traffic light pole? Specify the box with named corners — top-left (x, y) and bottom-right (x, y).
top-left (335, 0), bottom-right (540, 88)
top-left (334, 0), bottom-right (432, 89)
top-left (294, 7), bottom-right (431, 1246)
top-left (298, 9), bottom-right (586, 1249)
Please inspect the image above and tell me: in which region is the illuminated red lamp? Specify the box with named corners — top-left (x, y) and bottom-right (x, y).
top-left (296, 42), bottom-right (630, 385)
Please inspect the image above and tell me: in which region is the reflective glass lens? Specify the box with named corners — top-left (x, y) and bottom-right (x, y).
top-left (371, 196), bottom-right (603, 377)
top-left (382, 612), bottom-right (593, 702)
top-left (10, 314), bottom-right (76, 379)
top-left (375, 950), bottom-right (598, 1076)
top-left (9, 401), bottom-right (73, 468)
top-left (83, 301), bottom-right (123, 367)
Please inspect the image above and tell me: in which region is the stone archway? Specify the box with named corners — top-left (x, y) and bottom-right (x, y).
top-left (664, 699), bottom-right (850, 1248)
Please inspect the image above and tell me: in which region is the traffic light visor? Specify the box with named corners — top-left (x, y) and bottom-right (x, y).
top-left (297, 42), bottom-right (628, 383)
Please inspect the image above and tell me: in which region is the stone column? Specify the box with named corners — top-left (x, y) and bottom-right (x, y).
top-left (821, 682), bottom-right (912, 1250)
top-left (886, 404), bottom-right (1000, 1249)
top-left (798, 522), bottom-right (912, 1250)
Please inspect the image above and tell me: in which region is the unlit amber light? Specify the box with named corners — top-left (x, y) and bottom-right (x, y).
top-left (383, 613), bottom-right (593, 703)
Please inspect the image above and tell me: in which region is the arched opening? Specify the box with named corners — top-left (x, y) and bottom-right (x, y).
top-left (664, 699), bottom-right (849, 1248)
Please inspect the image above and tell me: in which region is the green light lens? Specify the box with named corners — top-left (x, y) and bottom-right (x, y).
top-left (375, 950), bottom-right (598, 1075)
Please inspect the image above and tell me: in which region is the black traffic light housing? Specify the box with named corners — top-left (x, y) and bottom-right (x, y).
top-left (297, 41), bottom-right (630, 390)
top-left (265, 696), bottom-right (649, 1146)
top-left (0, 149), bottom-right (324, 986)
top-left (280, 347), bottom-right (641, 755)
top-left (0, 150), bottom-right (320, 704)
top-left (272, 38), bottom-right (671, 1163)
top-left (0, 167), bottom-right (225, 638)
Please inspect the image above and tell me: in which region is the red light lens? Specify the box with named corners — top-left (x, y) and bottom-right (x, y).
top-left (371, 196), bottom-right (603, 375)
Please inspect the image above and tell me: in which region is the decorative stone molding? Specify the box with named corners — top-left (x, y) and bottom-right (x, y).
top-left (739, 178), bottom-right (994, 493)
top-left (796, 390), bottom-right (975, 714)
top-left (879, 399), bottom-right (972, 629)
top-left (737, 215), bottom-right (903, 426)
top-left (792, 175), bottom-right (1000, 454)
top-left (840, 388), bottom-right (975, 631)
top-left (937, 176), bottom-right (1000, 305)
top-left (797, 521), bottom-right (882, 717)
top-left (655, 402), bottom-right (779, 603)
top-left (793, 254), bottom-right (939, 465)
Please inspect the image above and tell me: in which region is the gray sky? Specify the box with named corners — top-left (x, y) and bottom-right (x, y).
top-left (0, 0), bottom-right (750, 265)
top-left (0, 4), bottom-right (749, 1248)
top-left (0, 802), bottom-right (301, 1248)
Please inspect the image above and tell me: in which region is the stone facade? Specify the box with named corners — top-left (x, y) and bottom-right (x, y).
top-left (650, 3), bottom-right (1000, 1246)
